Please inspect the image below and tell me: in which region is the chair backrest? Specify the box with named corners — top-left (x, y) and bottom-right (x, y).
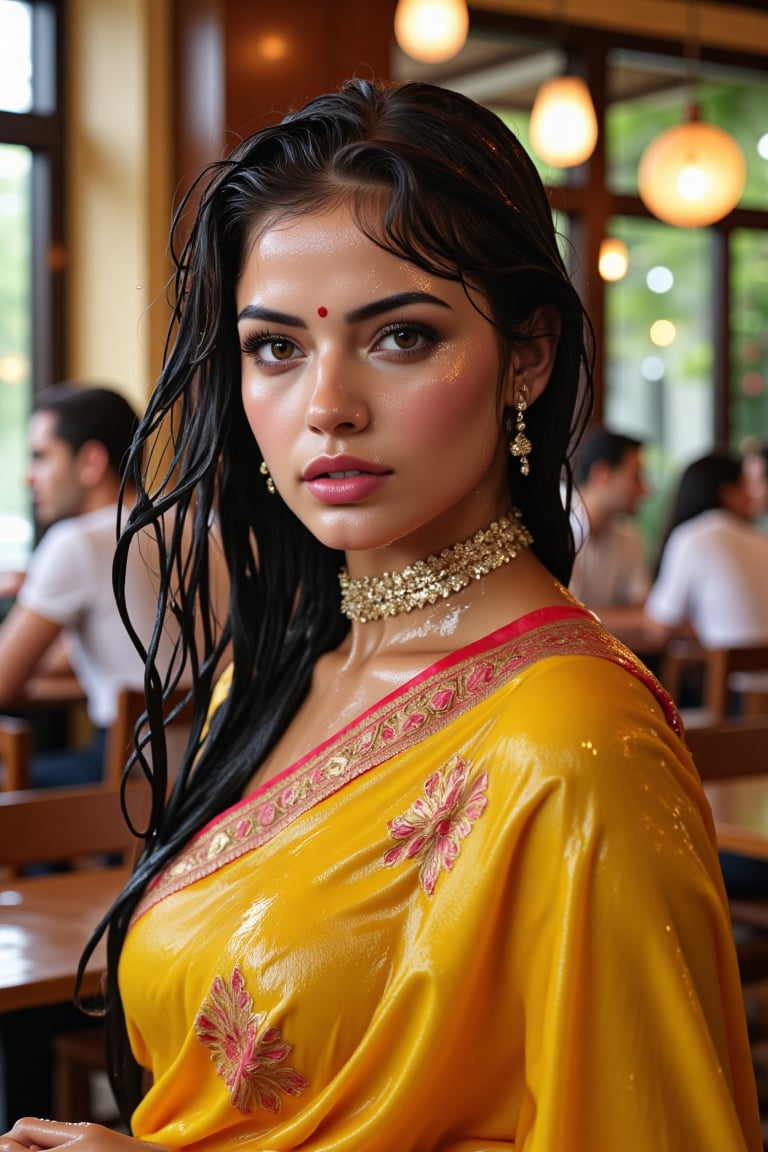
top-left (0, 716), bottom-right (33, 790)
top-left (104, 686), bottom-right (194, 788)
top-left (0, 782), bottom-right (151, 870)
top-left (685, 715), bottom-right (768, 781)
top-left (661, 641), bottom-right (768, 720)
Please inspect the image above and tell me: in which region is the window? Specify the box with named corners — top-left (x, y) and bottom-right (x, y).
top-left (0, 0), bottom-right (62, 571)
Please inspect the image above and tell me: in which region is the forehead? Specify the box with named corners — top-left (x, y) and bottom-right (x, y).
top-left (28, 410), bottom-right (66, 452)
top-left (236, 202), bottom-right (477, 315)
top-left (241, 204), bottom-right (397, 281)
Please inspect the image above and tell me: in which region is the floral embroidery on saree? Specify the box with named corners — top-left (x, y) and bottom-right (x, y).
top-left (194, 965), bottom-right (308, 1114)
top-left (134, 609), bottom-right (679, 918)
top-left (383, 755), bottom-right (488, 895)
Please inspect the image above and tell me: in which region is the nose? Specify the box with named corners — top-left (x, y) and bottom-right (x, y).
top-left (306, 359), bottom-right (370, 436)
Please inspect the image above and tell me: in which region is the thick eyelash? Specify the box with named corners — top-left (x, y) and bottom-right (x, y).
top-left (239, 329), bottom-right (293, 358)
top-left (377, 320), bottom-right (436, 337)
top-left (376, 320), bottom-right (438, 348)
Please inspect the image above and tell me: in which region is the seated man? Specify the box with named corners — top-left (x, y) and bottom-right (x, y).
top-left (0, 383), bottom-right (179, 787)
top-left (568, 426), bottom-right (658, 650)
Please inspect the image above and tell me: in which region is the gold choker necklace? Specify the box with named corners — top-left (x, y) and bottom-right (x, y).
top-left (339, 510), bottom-right (533, 623)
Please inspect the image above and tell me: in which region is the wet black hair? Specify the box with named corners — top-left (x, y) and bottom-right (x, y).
top-left (79, 77), bottom-right (594, 1120)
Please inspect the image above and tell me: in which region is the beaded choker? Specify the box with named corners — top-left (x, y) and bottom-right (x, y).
top-left (338, 509), bottom-right (533, 623)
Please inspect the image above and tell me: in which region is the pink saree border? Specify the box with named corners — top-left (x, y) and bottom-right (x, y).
top-left (133, 607), bottom-right (679, 920)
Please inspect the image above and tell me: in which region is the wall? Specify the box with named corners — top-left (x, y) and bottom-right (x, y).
top-left (66, 0), bottom-right (173, 412)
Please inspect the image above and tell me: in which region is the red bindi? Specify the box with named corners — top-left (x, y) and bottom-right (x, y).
top-left (317, 306), bottom-right (328, 317)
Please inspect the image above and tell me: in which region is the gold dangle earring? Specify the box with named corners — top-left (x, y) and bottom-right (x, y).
top-left (509, 386), bottom-right (532, 477)
top-left (259, 460), bottom-right (276, 495)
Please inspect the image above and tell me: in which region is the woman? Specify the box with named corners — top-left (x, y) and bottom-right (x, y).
top-left (2, 80), bottom-right (760, 1151)
top-left (646, 451), bottom-right (768, 648)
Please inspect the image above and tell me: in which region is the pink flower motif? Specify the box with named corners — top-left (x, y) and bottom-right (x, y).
top-left (257, 802), bottom-right (276, 827)
top-left (381, 724), bottom-right (397, 742)
top-left (466, 663), bottom-right (494, 692)
top-left (430, 688), bottom-right (454, 712)
top-left (235, 819), bottom-right (252, 840)
top-left (280, 782), bottom-right (299, 807)
top-left (195, 966), bottom-right (308, 1115)
top-left (383, 757), bottom-right (488, 895)
top-left (402, 711), bottom-right (426, 733)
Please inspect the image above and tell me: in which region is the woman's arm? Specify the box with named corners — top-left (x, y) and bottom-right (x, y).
top-left (0, 1119), bottom-right (168, 1152)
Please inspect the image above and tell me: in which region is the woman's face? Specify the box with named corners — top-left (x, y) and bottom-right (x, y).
top-left (237, 203), bottom-right (515, 572)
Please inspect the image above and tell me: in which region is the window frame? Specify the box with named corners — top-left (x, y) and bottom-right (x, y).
top-left (0, 0), bottom-right (65, 394)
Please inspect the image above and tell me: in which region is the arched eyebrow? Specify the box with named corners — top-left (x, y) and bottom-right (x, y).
top-left (237, 292), bottom-right (451, 327)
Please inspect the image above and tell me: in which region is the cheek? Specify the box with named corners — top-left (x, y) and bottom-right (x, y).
top-left (401, 358), bottom-right (499, 444)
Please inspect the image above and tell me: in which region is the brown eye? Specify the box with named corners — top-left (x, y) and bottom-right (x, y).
top-left (266, 338), bottom-right (297, 361)
top-left (378, 324), bottom-right (433, 354)
top-left (393, 328), bottom-right (419, 349)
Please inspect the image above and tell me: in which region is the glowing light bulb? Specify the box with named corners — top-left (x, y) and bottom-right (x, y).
top-left (394, 0), bottom-right (469, 63)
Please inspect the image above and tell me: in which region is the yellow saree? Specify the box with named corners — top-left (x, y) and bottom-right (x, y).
top-left (120, 606), bottom-right (761, 1151)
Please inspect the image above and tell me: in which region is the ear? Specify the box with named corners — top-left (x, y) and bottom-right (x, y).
top-left (75, 439), bottom-right (111, 488)
top-left (502, 305), bottom-right (560, 409)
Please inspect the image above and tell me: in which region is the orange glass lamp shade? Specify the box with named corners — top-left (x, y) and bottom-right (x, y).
top-left (529, 76), bottom-right (598, 168)
top-left (394, 0), bottom-right (469, 63)
top-left (638, 115), bottom-right (746, 228)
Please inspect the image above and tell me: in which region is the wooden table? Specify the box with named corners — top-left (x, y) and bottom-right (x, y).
top-left (0, 867), bottom-right (128, 1012)
top-left (705, 775), bottom-right (768, 861)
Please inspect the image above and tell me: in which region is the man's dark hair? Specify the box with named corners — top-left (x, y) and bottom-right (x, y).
top-left (575, 426), bottom-right (643, 487)
top-left (33, 383), bottom-right (139, 479)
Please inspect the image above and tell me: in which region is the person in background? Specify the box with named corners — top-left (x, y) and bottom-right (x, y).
top-left (1, 79), bottom-right (760, 1152)
top-left (743, 441), bottom-right (768, 528)
top-left (645, 450), bottom-right (768, 649)
top-left (568, 426), bottom-right (658, 649)
top-left (647, 449), bottom-right (768, 901)
top-left (0, 384), bottom-right (177, 787)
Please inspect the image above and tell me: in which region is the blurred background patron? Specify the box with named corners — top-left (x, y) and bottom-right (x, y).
top-left (645, 451), bottom-right (768, 649)
top-left (0, 384), bottom-right (169, 786)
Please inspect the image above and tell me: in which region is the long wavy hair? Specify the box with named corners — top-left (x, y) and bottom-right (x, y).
top-left (79, 77), bottom-right (594, 1120)
top-left (653, 451), bottom-right (743, 576)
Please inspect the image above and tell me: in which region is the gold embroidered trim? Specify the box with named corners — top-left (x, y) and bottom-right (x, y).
top-left (133, 612), bottom-right (677, 919)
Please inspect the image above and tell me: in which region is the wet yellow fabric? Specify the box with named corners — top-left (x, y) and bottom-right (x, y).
top-left (120, 610), bottom-right (762, 1150)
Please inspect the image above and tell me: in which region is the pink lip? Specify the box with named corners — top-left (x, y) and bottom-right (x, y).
top-left (302, 455), bottom-right (391, 505)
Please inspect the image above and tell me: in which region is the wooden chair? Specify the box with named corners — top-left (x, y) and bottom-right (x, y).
top-left (0, 687), bottom-right (192, 1121)
top-left (685, 715), bottom-right (768, 782)
top-left (660, 640), bottom-right (768, 722)
top-left (1, 685), bottom-right (194, 794)
top-left (0, 782), bottom-right (150, 873)
top-left (0, 782), bottom-right (151, 1121)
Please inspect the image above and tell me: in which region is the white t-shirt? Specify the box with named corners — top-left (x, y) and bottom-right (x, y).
top-left (568, 496), bottom-right (650, 608)
top-left (645, 509), bottom-right (768, 648)
top-left (18, 504), bottom-right (174, 728)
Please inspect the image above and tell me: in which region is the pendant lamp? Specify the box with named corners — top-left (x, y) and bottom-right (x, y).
top-left (637, 0), bottom-right (745, 228)
top-left (528, 0), bottom-right (597, 168)
top-left (638, 105), bottom-right (746, 228)
top-left (394, 0), bottom-right (469, 64)
top-left (529, 75), bottom-right (598, 168)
